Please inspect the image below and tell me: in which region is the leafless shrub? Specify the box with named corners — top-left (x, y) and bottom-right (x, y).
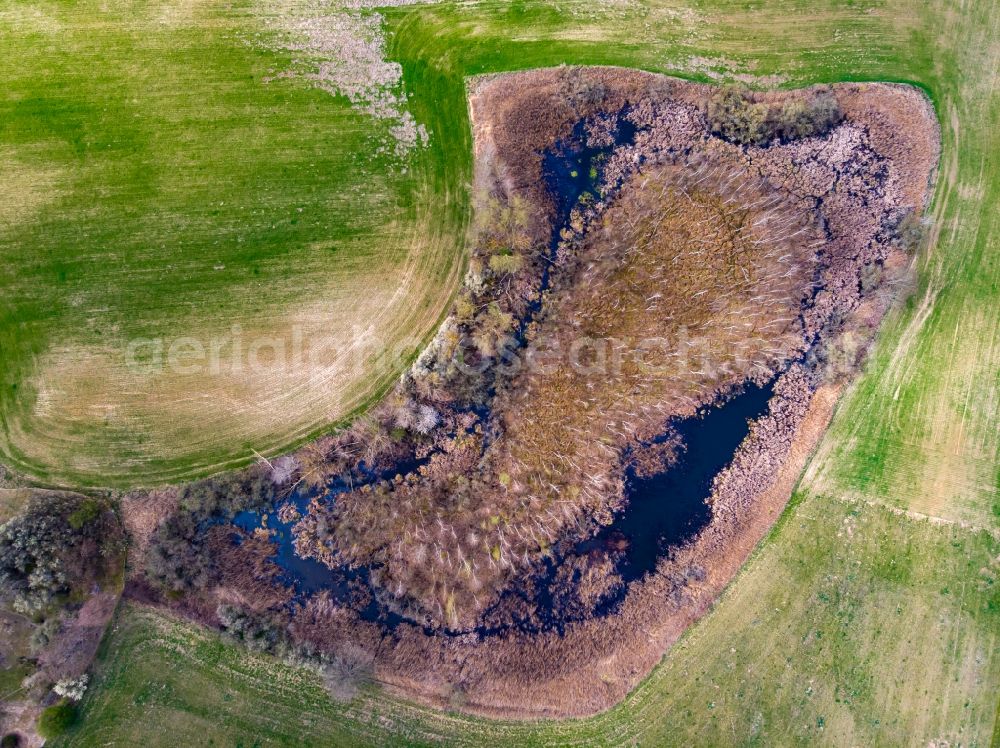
top-left (295, 443), bottom-right (338, 489)
top-left (392, 398), bottom-right (439, 435)
top-left (269, 455), bottom-right (298, 486)
top-left (321, 643), bottom-right (374, 702)
top-left (894, 208), bottom-right (929, 252)
top-left (859, 261), bottom-right (884, 295)
top-left (563, 67), bottom-right (609, 116)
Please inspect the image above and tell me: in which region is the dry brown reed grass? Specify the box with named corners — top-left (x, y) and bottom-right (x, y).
top-left (297, 156), bottom-right (821, 628)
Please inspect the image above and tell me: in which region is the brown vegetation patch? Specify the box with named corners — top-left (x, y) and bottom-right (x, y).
top-left (295, 68), bottom-right (909, 630)
top-left (307, 155), bottom-right (823, 628)
top-left (120, 487), bottom-right (178, 578)
top-left (355, 366), bottom-right (838, 719)
top-left (36, 592), bottom-right (118, 683)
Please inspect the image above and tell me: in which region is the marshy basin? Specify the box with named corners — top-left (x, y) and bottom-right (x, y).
top-left (224, 377), bottom-right (776, 635)
top-left (223, 116), bottom-right (781, 635)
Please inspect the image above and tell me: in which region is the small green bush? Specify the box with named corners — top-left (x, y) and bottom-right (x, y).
top-left (67, 499), bottom-right (101, 530)
top-left (0, 494), bottom-right (120, 615)
top-left (2, 732), bottom-right (22, 748)
top-left (771, 91), bottom-right (842, 140)
top-left (707, 86), bottom-right (769, 145)
top-left (488, 252), bottom-right (524, 275)
top-left (37, 700), bottom-right (77, 740)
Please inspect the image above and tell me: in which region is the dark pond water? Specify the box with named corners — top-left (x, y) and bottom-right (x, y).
top-left (230, 488), bottom-right (403, 629)
top-left (222, 378), bottom-right (775, 635)
top-left (482, 378), bottom-right (776, 634)
top-left (541, 112), bottom-right (639, 219)
top-left (226, 460), bottom-right (425, 628)
top-left (232, 492), bottom-right (337, 597)
top-left (218, 112), bottom-right (778, 635)
top-left (584, 379), bottom-right (774, 585)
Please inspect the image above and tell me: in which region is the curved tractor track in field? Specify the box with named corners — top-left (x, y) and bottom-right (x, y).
top-left (0, 0), bottom-right (469, 488)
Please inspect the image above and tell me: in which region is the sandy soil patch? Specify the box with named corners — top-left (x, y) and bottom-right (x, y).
top-left (0, 152), bottom-right (63, 231)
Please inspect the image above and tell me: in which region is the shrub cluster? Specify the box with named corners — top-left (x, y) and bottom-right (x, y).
top-left (174, 473), bottom-right (275, 517)
top-left (707, 85), bottom-right (843, 146)
top-left (216, 604), bottom-right (373, 702)
top-left (893, 208), bottom-right (928, 252)
top-left (0, 494), bottom-right (122, 615)
top-left (145, 474), bottom-right (275, 594)
top-left (408, 194), bottom-right (546, 407)
top-left (37, 700), bottom-right (77, 739)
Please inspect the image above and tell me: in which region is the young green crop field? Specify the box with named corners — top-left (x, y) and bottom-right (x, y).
top-left (14, 0), bottom-right (1000, 743)
top-left (0, 0), bottom-right (467, 487)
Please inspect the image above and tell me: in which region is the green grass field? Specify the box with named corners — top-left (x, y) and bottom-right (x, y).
top-left (14, 0), bottom-right (1000, 743)
top-left (0, 0), bottom-right (466, 487)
